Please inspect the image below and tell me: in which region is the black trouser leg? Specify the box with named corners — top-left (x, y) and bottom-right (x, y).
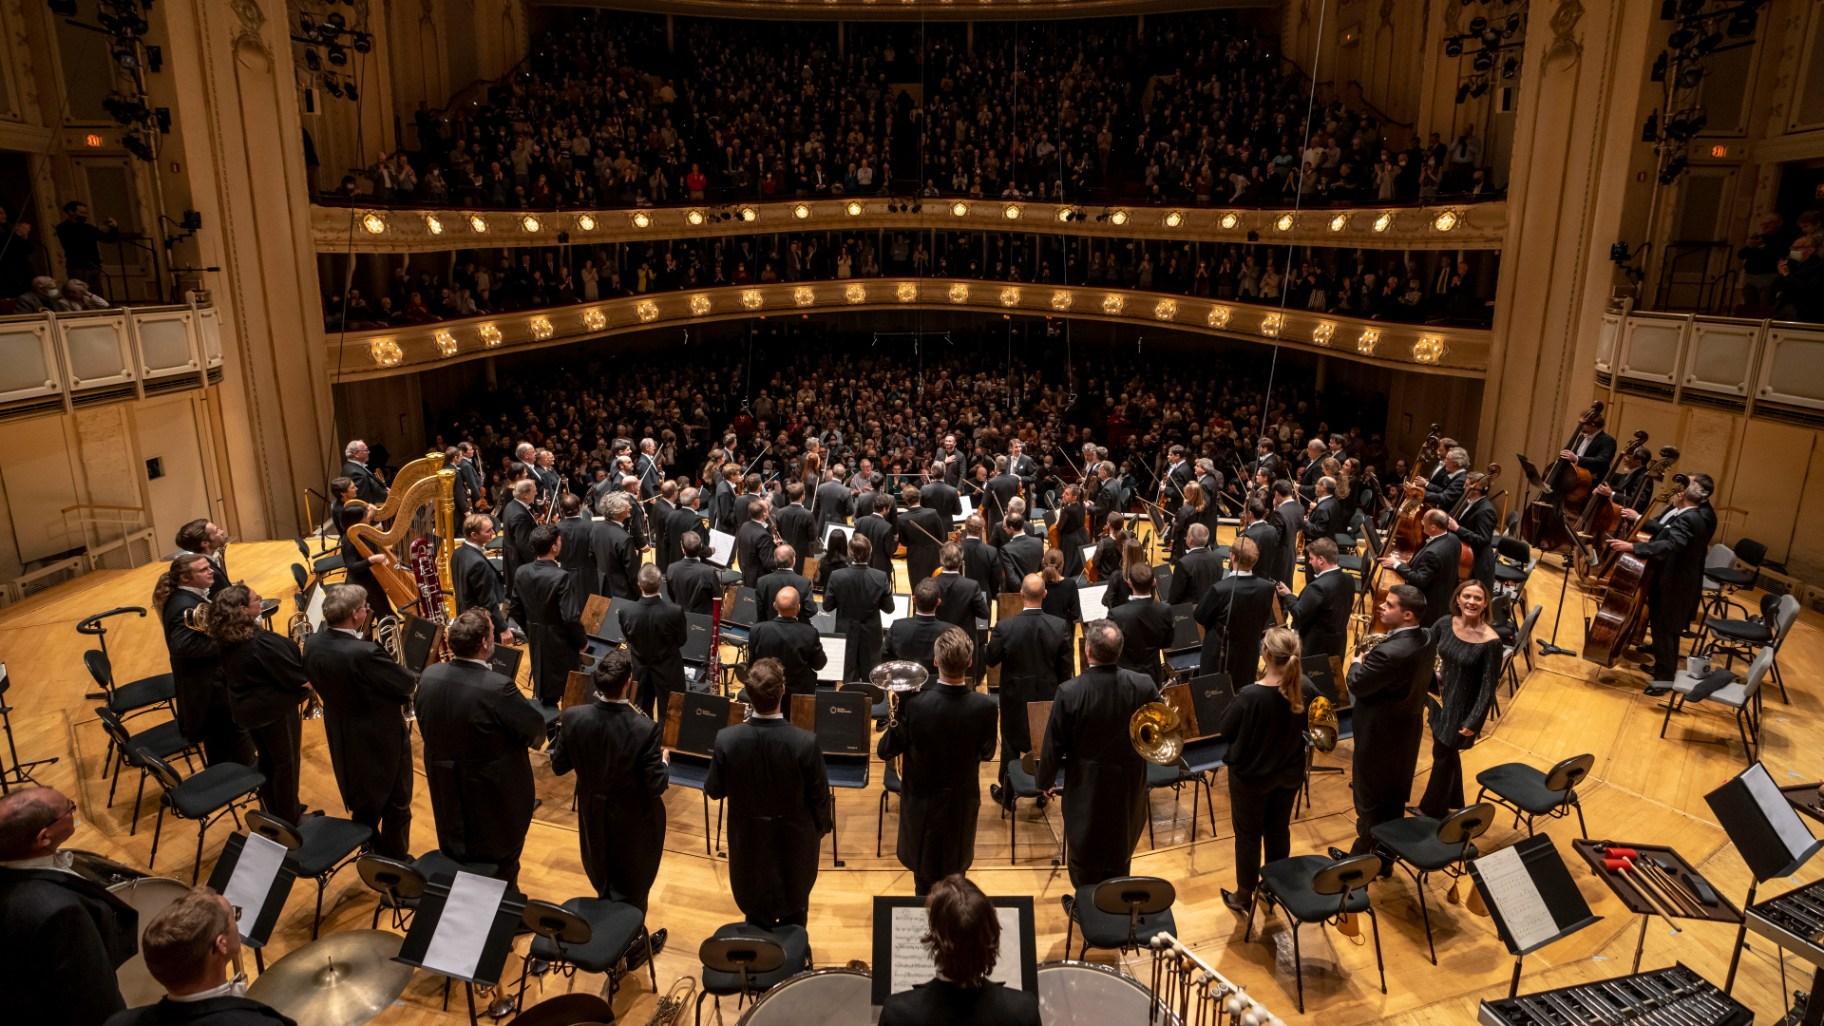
top-left (363, 747), bottom-right (415, 859)
top-left (1229, 777), bottom-right (1268, 894)
top-left (247, 715), bottom-right (303, 823)
top-left (1261, 785), bottom-right (1296, 869)
top-left (1419, 739), bottom-right (1463, 820)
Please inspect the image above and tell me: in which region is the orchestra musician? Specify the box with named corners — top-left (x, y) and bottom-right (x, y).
top-left (512, 524), bottom-right (586, 708)
top-left (415, 610), bottom-right (546, 889)
top-left (1109, 562), bottom-right (1173, 684)
top-left (533, 448), bottom-right (562, 510)
top-left (1158, 444), bottom-right (1193, 515)
top-left (1340, 586), bottom-right (1436, 868)
top-left (1271, 480), bottom-right (1304, 589)
top-left (934, 543), bottom-right (989, 629)
top-left (301, 584), bottom-right (416, 858)
top-left (1195, 459), bottom-right (1225, 515)
top-left (663, 487), bottom-right (710, 568)
top-left (878, 628), bottom-right (999, 895)
top-left (899, 486), bottom-right (947, 583)
top-left (1041, 549), bottom-right (1083, 625)
top-left (1613, 475), bottom-right (1718, 690)
top-left (938, 434), bottom-right (965, 487)
top-left (621, 565), bottom-right (689, 718)
top-left (824, 534), bottom-right (894, 681)
top-left (1419, 581), bottom-right (1502, 819)
top-left (1037, 620), bottom-right (1161, 889)
top-left (341, 439), bottom-right (388, 505)
top-left (635, 437), bottom-right (663, 499)
top-left (1212, 628), bottom-right (1310, 914)
top-left (0, 786), bottom-right (139, 1026)
top-left (1238, 498), bottom-right (1282, 585)
top-left (1594, 446), bottom-right (1655, 514)
top-left (651, 480), bottom-right (679, 571)
top-left (854, 493), bottom-right (899, 586)
top-left (1054, 483), bottom-right (1091, 576)
top-left (337, 504), bottom-right (395, 618)
top-left (774, 483), bottom-right (816, 573)
top-left (1091, 512), bottom-right (1131, 582)
top-left (174, 519), bottom-right (230, 598)
top-left (1008, 439), bottom-right (1038, 491)
top-left (885, 578), bottom-right (951, 676)
top-left (1248, 437), bottom-right (1280, 480)
top-left (455, 441), bottom-right (485, 514)
top-left (209, 584), bottom-right (309, 824)
top-left (1424, 447), bottom-right (1470, 511)
top-left (985, 574), bottom-right (1075, 809)
top-left (814, 464), bottom-right (854, 536)
top-left (1278, 538), bottom-right (1354, 661)
top-left (999, 512), bottom-right (1045, 584)
top-left (1089, 461), bottom-right (1127, 535)
top-left (735, 497), bottom-right (778, 589)
top-left (959, 514), bottom-right (1001, 599)
top-left (154, 554), bottom-right (252, 766)
top-left (554, 494), bottom-right (596, 620)
top-left (453, 514), bottom-right (511, 641)
top-left (705, 658), bottom-right (832, 928)
top-left (920, 462), bottom-right (963, 537)
top-left (1166, 482), bottom-right (1208, 562)
top-left (711, 461), bottom-right (741, 534)
top-left (592, 492), bottom-right (641, 599)
top-left (1297, 438), bottom-right (1328, 502)
top-left (102, 887), bottom-right (293, 1026)
top-left (1449, 472), bottom-right (1500, 590)
top-left (1381, 509), bottom-right (1462, 627)
top-left (500, 479), bottom-right (538, 598)
top-left (550, 650), bottom-right (669, 912)
top-left (1195, 537), bottom-right (1279, 683)
top-left (1561, 411), bottom-right (1618, 481)
top-left (326, 477), bottom-right (356, 538)
top-left (746, 586), bottom-right (827, 695)
top-left (1166, 523), bottom-right (1224, 606)
top-left (756, 544), bottom-right (819, 622)
top-left (1305, 476), bottom-right (1345, 545)
top-left (663, 531), bottom-right (721, 615)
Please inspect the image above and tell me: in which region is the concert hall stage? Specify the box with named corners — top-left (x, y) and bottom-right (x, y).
top-left (4, 538), bottom-right (1818, 1023)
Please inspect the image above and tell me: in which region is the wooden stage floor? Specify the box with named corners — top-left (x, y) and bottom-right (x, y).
top-left (4, 537), bottom-right (1820, 1024)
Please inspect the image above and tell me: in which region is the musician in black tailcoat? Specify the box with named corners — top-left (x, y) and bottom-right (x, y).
top-left (1342, 586), bottom-right (1436, 865)
top-left (0, 786), bottom-right (139, 1026)
top-left (102, 887), bottom-right (295, 1026)
top-left (1239, 498), bottom-right (1283, 586)
top-left (735, 497), bottom-right (777, 589)
top-left (920, 463), bottom-right (963, 536)
top-left (453, 514), bottom-right (510, 639)
top-left (877, 875), bottom-right (1042, 1026)
top-left (1157, 445), bottom-right (1193, 514)
top-left (1037, 621), bottom-right (1160, 887)
top-left (854, 493), bottom-right (899, 585)
top-left (635, 439), bottom-right (663, 499)
top-left (500, 480), bottom-right (538, 598)
top-left (1613, 477), bottom-right (1718, 688)
top-left (650, 481), bottom-right (677, 572)
top-left (511, 525), bottom-right (585, 707)
top-left (301, 585), bottom-right (415, 858)
top-left (879, 629), bottom-right (999, 894)
top-left (774, 482), bottom-right (816, 574)
top-left (813, 467), bottom-right (853, 536)
top-left (983, 457), bottom-right (1021, 525)
top-left (898, 486), bottom-right (947, 583)
top-left (1561, 413), bottom-right (1618, 481)
top-left (663, 488), bottom-right (710, 568)
top-left (1009, 440), bottom-right (1039, 492)
top-left (590, 492), bottom-right (641, 600)
top-left (342, 439), bottom-right (388, 505)
top-left (1305, 476), bottom-right (1346, 544)
top-left (210, 585), bottom-right (309, 824)
top-left (550, 650), bottom-right (668, 909)
top-left (746, 586), bottom-right (827, 695)
top-left (1278, 538), bottom-right (1354, 661)
top-left (824, 534), bottom-right (894, 682)
top-left (1383, 509), bottom-right (1462, 627)
top-left (756, 545), bottom-right (818, 622)
top-left (885, 579), bottom-right (954, 677)
top-left (1166, 523), bottom-right (1224, 606)
top-left (663, 532), bottom-right (721, 615)
top-left (960, 517), bottom-right (1001, 599)
top-left (553, 494), bottom-right (597, 621)
top-left (620, 565), bottom-right (689, 718)
top-left (1109, 562), bottom-right (1173, 684)
top-left (1449, 472), bottom-right (1500, 590)
top-left (1424, 447), bottom-right (1470, 511)
top-left (1195, 537), bottom-right (1279, 683)
top-left (1055, 484), bottom-right (1091, 576)
top-left (154, 554), bottom-right (251, 766)
top-left (985, 575), bottom-right (1075, 807)
top-left (415, 611), bottom-right (546, 888)
top-left (934, 543), bottom-right (989, 629)
top-left (999, 513), bottom-right (1045, 584)
top-left (1091, 512), bottom-right (1130, 582)
top-left (705, 659), bottom-right (831, 927)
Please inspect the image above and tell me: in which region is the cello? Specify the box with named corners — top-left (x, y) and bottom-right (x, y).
top-left (1521, 400), bottom-right (1605, 550)
top-left (1581, 471), bottom-right (1684, 667)
top-left (1372, 426), bottom-right (1442, 602)
top-left (1570, 431), bottom-right (1647, 578)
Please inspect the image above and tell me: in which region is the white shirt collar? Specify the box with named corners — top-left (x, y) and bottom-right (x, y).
top-left (1314, 566), bottom-right (1339, 577)
top-left (464, 539), bottom-right (487, 553)
top-left (332, 627), bottom-right (362, 638)
top-left (751, 710), bottom-right (785, 720)
top-left (167, 978), bottom-right (242, 1004)
top-left (180, 585), bottom-right (210, 600)
top-left (1389, 624), bottom-right (1422, 636)
top-left (0, 852), bottom-right (73, 874)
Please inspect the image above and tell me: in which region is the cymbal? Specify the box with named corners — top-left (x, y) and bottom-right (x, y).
top-left (869, 659), bottom-right (928, 693)
top-left (246, 930), bottom-right (413, 1026)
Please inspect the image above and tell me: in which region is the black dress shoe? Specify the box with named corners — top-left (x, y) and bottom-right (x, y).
top-left (1221, 889), bottom-right (1253, 913)
top-left (989, 784), bottom-right (1006, 806)
top-left (625, 928), bottom-right (668, 972)
top-left (1327, 846), bottom-right (1350, 862)
top-left (1643, 685), bottom-right (1670, 697)
top-left (1060, 894), bottom-right (1075, 917)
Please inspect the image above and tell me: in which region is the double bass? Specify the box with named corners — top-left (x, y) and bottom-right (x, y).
top-left (1375, 426), bottom-right (1443, 591)
top-left (1580, 470), bottom-right (1684, 667)
top-left (1521, 401), bottom-right (1604, 550)
top-left (1569, 432), bottom-right (1648, 578)
top-left (1451, 463), bottom-right (1501, 576)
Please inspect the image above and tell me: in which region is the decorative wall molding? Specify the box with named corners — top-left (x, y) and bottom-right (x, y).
top-left (1545, 0), bottom-right (1585, 69)
top-left (326, 279), bottom-right (1490, 381)
top-left (313, 197), bottom-right (1507, 254)
top-left (230, 0), bottom-right (271, 63)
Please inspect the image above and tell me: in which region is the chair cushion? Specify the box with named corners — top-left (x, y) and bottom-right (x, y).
top-left (1475, 763), bottom-right (1568, 814)
top-left (313, 554), bottom-right (346, 575)
top-left (111, 674), bottom-right (175, 713)
top-left (700, 923), bottom-right (810, 995)
top-left (1072, 884), bottom-right (1177, 950)
top-left (827, 756), bottom-right (868, 790)
top-left (1370, 817), bottom-right (1475, 872)
top-left (667, 755), bottom-right (711, 790)
top-left (1704, 619), bottom-right (1771, 645)
top-left (527, 698), bottom-right (561, 727)
top-left (169, 763), bottom-right (264, 818)
top-left (529, 897), bottom-right (646, 973)
top-left (1182, 738), bottom-right (1228, 774)
top-left (413, 849), bottom-right (499, 882)
top-left (289, 816), bottom-right (375, 877)
top-left (1494, 564), bottom-right (1527, 583)
top-left (1003, 758), bottom-right (1041, 799)
top-left (124, 719), bottom-right (193, 764)
top-left (1147, 761), bottom-right (1194, 787)
top-left (1667, 669), bottom-right (1748, 708)
top-left (1706, 568), bottom-right (1754, 587)
top-left (1259, 855), bottom-right (1371, 923)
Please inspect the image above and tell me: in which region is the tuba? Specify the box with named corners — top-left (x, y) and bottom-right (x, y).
top-left (1306, 695), bottom-right (1339, 752)
top-left (1130, 702), bottom-right (1185, 766)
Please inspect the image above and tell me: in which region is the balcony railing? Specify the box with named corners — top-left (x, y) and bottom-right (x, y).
top-left (313, 197), bottom-right (1506, 254)
top-left (1596, 309), bottom-right (1824, 419)
top-left (0, 301), bottom-right (223, 421)
top-left (328, 279), bottom-right (1490, 381)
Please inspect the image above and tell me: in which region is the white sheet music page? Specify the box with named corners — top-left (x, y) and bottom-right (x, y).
top-left (422, 871), bottom-right (509, 980)
top-left (222, 832), bottom-right (287, 937)
top-left (1744, 762), bottom-right (1817, 862)
top-left (1079, 584), bottom-right (1110, 623)
top-left (706, 529), bottom-right (737, 567)
top-left (818, 635), bottom-right (847, 681)
top-left (880, 593), bottom-right (911, 628)
top-left (888, 905), bottom-right (1022, 994)
top-left (1474, 844), bottom-right (1557, 951)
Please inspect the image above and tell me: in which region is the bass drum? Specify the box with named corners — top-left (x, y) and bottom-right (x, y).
top-left (1038, 960), bottom-right (1175, 1026)
top-left (738, 968), bottom-right (875, 1026)
top-left (108, 876), bottom-right (195, 1006)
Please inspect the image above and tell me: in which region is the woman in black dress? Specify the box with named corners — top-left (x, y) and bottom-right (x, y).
top-left (1168, 482), bottom-right (1208, 562)
top-left (208, 584), bottom-right (311, 823)
top-left (1420, 579), bottom-right (1503, 818)
top-left (816, 528), bottom-right (850, 593)
top-left (1216, 626), bottom-right (1310, 912)
top-left (1040, 548), bottom-right (1081, 625)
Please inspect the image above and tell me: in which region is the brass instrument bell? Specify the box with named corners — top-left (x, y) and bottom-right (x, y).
top-left (1306, 695), bottom-right (1339, 753)
top-left (181, 599), bottom-right (212, 634)
top-left (1129, 701), bottom-right (1185, 767)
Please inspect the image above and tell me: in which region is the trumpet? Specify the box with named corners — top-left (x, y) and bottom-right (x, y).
top-left (642, 975), bottom-right (698, 1026)
top-left (1129, 702), bottom-right (1185, 766)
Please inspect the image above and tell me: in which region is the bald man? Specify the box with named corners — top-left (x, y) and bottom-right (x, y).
top-left (745, 586), bottom-right (828, 695)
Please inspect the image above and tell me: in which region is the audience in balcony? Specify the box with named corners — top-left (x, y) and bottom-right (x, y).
top-left (1752, 209), bottom-right (1823, 324)
top-left (11, 275), bottom-right (112, 314)
top-left (334, 12), bottom-right (1503, 212)
top-left (322, 232), bottom-right (1495, 332)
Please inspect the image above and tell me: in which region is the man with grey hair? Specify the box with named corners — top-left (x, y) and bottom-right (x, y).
top-left (12, 275), bottom-right (60, 313)
top-left (1425, 446), bottom-right (1469, 511)
top-left (593, 491), bottom-right (641, 599)
top-left (1036, 619), bottom-right (1159, 889)
top-left (0, 786), bottom-right (139, 1026)
top-left (340, 438), bottom-right (388, 505)
top-left (501, 478), bottom-right (538, 597)
top-left (301, 583), bottom-right (416, 857)
top-left (664, 486), bottom-right (709, 567)
top-left (1613, 474), bottom-right (1717, 689)
top-left (635, 437), bottom-right (661, 499)
top-left (59, 278), bottom-right (109, 310)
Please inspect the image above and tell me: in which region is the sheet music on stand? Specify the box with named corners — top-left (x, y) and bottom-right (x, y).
top-left (706, 529), bottom-right (737, 567)
top-left (870, 895), bottom-right (1036, 1005)
top-left (1706, 761), bottom-right (1824, 883)
top-left (1469, 835), bottom-right (1601, 995)
top-left (395, 871), bottom-right (525, 987)
top-left (816, 635), bottom-right (847, 683)
top-left (879, 593), bottom-right (911, 628)
top-left (1079, 583), bottom-right (1110, 623)
top-left (206, 832), bottom-right (297, 949)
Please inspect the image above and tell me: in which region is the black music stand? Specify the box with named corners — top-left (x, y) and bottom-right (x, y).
top-left (1536, 502), bottom-right (1598, 659)
top-left (0, 665), bottom-right (57, 793)
top-left (1707, 761), bottom-right (1824, 994)
top-left (1468, 834), bottom-right (1602, 998)
top-left (396, 871), bottom-right (527, 1026)
top-left (206, 832), bottom-right (300, 972)
top-left (871, 895), bottom-right (1037, 1005)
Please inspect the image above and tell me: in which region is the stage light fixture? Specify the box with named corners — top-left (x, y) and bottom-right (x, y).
top-left (1275, 212), bottom-right (1295, 232)
top-left (950, 201), bottom-right (970, 217)
top-left (685, 209), bottom-right (706, 226)
top-left (360, 212), bottom-right (385, 234)
top-left (1433, 210), bottom-right (1460, 232)
top-left (424, 214), bottom-right (444, 235)
top-left (738, 206), bottom-right (758, 222)
top-left (1218, 212), bottom-right (1240, 230)
top-left (1109, 209), bottom-right (1130, 226)
top-left (1003, 203), bottom-right (1022, 221)
top-left (1163, 211), bottom-right (1184, 228)
top-left (792, 203), bottom-right (811, 219)
top-left (1373, 212), bottom-right (1394, 233)
top-left (630, 211), bottom-right (651, 229)
top-left (846, 200), bottom-right (865, 217)
top-left (468, 213), bottom-right (487, 233)
top-left (576, 214), bottom-right (596, 232)
top-left (520, 214), bottom-right (541, 233)
top-left (1328, 213), bottom-right (1348, 232)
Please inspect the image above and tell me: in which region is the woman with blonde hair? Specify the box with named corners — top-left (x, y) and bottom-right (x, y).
top-left (1419, 579), bottom-right (1502, 818)
top-left (1215, 626), bottom-right (1310, 913)
top-left (1040, 548), bottom-right (1081, 624)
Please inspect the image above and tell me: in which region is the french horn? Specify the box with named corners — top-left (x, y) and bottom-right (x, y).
top-left (182, 599), bottom-right (212, 634)
top-left (1130, 701), bottom-right (1185, 766)
top-left (1306, 695), bottom-right (1339, 753)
